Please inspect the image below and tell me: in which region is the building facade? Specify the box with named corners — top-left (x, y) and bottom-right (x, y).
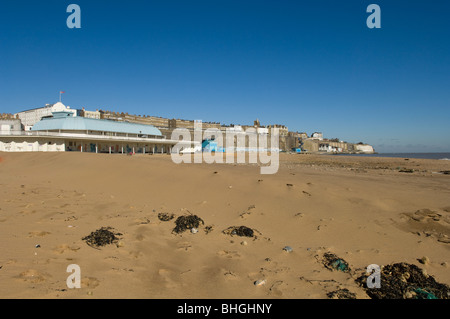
top-left (0, 119), bottom-right (22, 133)
top-left (14, 102), bottom-right (77, 130)
top-left (0, 111), bottom-right (196, 153)
top-left (80, 108), bottom-right (101, 119)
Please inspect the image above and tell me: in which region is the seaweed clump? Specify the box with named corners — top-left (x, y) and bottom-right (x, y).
top-left (158, 212), bottom-right (175, 221)
top-left (82, 227), bottom-right (122, 249)
top-left (222, 226), bottom-right (255, 238)
top-left (326, 288), bottom-right (357, 299)
top-left (322, 252), bottom-right (350, 273)
top-left (172, 214), bottom-right (204, 234)
top-left (356, 262), bottom-right (450, 299)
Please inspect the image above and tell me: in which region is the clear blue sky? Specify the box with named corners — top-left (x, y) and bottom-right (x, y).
top-left (1, 0), bottom-right (449, 152)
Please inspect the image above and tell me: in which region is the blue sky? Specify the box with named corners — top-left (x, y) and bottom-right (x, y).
top-left (1, 0), bottom-right (449, 152)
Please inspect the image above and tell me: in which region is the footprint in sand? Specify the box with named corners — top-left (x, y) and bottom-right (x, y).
top-left (157, 268), bottom-right (178, 289)
top-left (129, 250), bottom-right (144, 259)
top-left (217, 250), bottom-right (241, 259)
top-left (223, 270), bottom-right (238, 280)
top-left (177, 241), bottom-right (193, 251)
top-left (28, 231), bottom-right (51, 237)
top-left (19, 209), bottom-right (37, 215)
top-left (81, 277), bottom-right (100, 289)
top-left (53, 244), bottom-right (81, 254)
top-left (398, 208), bottom-right (450, 243)
top-left (133, 217), bottom-right (151, 225)
top-left (64, 216), bottom-right (78, 222)
top-left (134, 233), bottom-right (145, 241)
top-left (16, 269), bottom-right (49, 283)
top-left (268, 280), bottom-right (284, 297)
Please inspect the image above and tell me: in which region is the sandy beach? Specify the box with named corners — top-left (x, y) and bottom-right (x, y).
top-left (0, 152), bottom-right (449, 299)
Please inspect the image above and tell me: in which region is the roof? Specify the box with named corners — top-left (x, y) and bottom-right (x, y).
top-left (31, 114), bottom-right (162, 136)
top-left (15, 102), bottom-right (74, 113)
top-left (14, 104), bottom-right (54, 114)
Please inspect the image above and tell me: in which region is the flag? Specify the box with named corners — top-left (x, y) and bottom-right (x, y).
top-left (60, 91), bottom-right (65, 94)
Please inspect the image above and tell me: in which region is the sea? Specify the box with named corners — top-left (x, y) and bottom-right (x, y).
top-left (333, 153), bottom-right (450, 160)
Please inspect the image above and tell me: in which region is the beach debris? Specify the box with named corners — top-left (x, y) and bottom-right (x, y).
top-left (282, 246), bottom-right (293, 253)
top-left (35, 244), bottom-right (41, 248)
top-left (204, 225), bottom-right (214, 234)
top-left (172, 214), bottom-right (204, 234)
top-left (254, 279), bottom-right (266, 286)
top-left (65, 216), bottom-right (78, 222)
top-left (440, 170), bottom-right (450, 175)
top-left (239, 205), bottom-right (256, 219)
top-left (158, 212), bottom-right (174, 221)
top-left (356, 262), bottom-right (450, 299)
top-left (116, 240), bottom-right (125, 248)
top-left (326, 288), bottom-right (357, 299)
top-left (399, 168), bottom-right (414, 173)
top-left (241, 241), bottom-right (248, 246)
top-left (191, 228), bottom-right (199, 234)
top-left (82, 227), bottom-right (122, 248)
top-left (437, 236), bottom-right (450, 244)
top-left (222, 226), bottom-right (255, 238)
top-left (239, 211), bottom-right (251, 219)
top-left (286, 183), bottom-right (294, 187)
top-left (137, 217), bottom-right (150, 225)
top-left (413, 288), bottom-right (438, 299)
top-left (322, 252), bottom-right (350, 272)
top-left (418, 256), bottom-right (430, 265)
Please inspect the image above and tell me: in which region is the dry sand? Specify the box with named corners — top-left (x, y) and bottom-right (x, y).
top-left (0, 152), bottom-right (449, 299)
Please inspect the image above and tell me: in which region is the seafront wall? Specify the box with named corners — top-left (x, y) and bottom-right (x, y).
top-left (1, 111), bottom-right (375, 154)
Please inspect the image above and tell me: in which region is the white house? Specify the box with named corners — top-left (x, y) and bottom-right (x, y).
top-left (311, 132), bottom-right (323, 140)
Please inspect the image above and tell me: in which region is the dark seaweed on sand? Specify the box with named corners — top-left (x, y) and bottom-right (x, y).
top-left (327, 288), bottom-right (357, 299)
top-left (322, 252), bottom-right (350, 273)
top-left (222, 226), bottom-right (255, 238)
top-left (172, 214), bottom-right (204, 234)
top-left (356, 262), bottom-right (450, 299)
top-left (158, 212), bottom-right (175, 221)
top-left (82, 227), bottom-right (122, 248)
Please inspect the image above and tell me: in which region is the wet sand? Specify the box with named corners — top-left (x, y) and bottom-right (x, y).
top-left (0, 152), bottom-right (449, 299)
